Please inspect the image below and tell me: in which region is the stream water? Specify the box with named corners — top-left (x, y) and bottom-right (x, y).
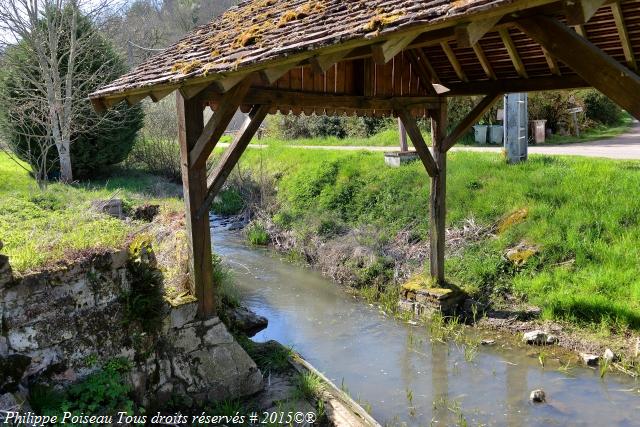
top-left (212, 220), bottom-right (640, 426)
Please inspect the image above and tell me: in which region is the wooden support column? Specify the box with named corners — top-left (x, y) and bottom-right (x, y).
top-left (398, 117), bottom-right (408, 152)
top-left (429, 99), bottom-right (448, 284)
top-left (177, 92), bottom-right (216, 318)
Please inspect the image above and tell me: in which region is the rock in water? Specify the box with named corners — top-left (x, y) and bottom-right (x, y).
top-left (603, 348), bottom-right (617, 363)
top-left (523, 330), bottom-right (557, 345)
top-left (224, 306), bottom-right (268, 337)
top-left (530, 389), bottom-right (546, 403)
top-left (580, 353), bottom-right (600, 366)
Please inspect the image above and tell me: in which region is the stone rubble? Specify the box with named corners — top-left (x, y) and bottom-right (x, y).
top-left (523, 330), bottom-right (558, 346)
top-left (580, 353), bottom-right (600, 366)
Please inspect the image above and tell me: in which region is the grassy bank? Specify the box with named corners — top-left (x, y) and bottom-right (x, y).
top-left (544, 115), bottom-right (634, 145)
top-left (230, 146), bottom-right (640, 333)
top-left (0, 152), bottom-right (181, 273)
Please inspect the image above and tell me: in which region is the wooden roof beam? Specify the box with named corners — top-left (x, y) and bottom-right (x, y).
top-left (125, 93), bottom-right (148, 106)
top-left (149, 88), bottom-right (175, 102)
top-left (406, 50), bottom-right (438, 96)
top-left (180, 81), bottom-right (214, 100)
top-left (499, 28), bottom-right (528, 78)
top-left (574, 24), bottom-right (588, 37)
top-left (440, 41), bottom-right (468, 82)
top-left (443, 92), bottom-right (502, 151)
top-left (518, 16), bottom-right (640, 119)
top-left (197, 104), bottom-right (270, 220)
top-left (189, 77), bottom-right (253, 169)
top-left (372, 33), bottom-right (420, 65)
top-left (309, 50), bottom-right (352, 74)
top-left (472, 43), bottom-right (497, 80)
top-left (260, 63), bottom-right (295, 85)
top-left (611, 1), bottom-right (637, 71)
top-left (205, 88), bottom-right (441, 110)
top-left (445, 75), bottom-right (588, 95)
top-left (542, 47), bottom-right (561, 76)
top-left (455, 15), bottom-right (503, 48)
top-left (563, 0), bottom-right (607, 25)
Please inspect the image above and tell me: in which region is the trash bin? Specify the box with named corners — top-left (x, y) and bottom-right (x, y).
top-left (473, 125), bottom-right (488, 144)
top-left (529, 120), bottom-right (547, 144)
top-left (488, 125), bottom-right (504, 144)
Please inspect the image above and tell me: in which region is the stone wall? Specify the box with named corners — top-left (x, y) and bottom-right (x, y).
top-left (0, 245), bottom-right (262, 408)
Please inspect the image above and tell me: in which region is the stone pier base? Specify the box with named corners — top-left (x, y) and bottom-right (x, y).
top-left (398, 276), bottom-right (466, 317)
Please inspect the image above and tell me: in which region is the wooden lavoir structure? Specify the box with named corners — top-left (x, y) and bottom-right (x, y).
top-left (91, 0), bottom-right (640, 318)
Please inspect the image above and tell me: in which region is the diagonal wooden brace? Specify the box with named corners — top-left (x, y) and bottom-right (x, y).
top-left (189, 78), bottom-right (253, 169)
top-left (443, 92), bottom-right (502, 152)
top-left (196, 104), bottom-right (271, 220)
top-left (396, 107), bottom-right (439, 177)
top-left (518, 15), bottom-right (640, 120)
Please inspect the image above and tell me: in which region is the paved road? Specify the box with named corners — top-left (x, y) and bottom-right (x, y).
top-left (454, 119), bottom-right (640, 160)
top-left (231, 120), bottom-right (640, 160)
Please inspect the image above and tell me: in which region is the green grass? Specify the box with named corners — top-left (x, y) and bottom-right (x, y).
top-left (232, 145), bottom-right (640, 331)
top-left (0, 152), bottom-right (181, 273)
top-left (256, 128), bottom-right (428, 147)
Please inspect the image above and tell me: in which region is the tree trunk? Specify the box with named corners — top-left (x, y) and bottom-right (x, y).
top-left (57, 141), bottom-right (73, 183)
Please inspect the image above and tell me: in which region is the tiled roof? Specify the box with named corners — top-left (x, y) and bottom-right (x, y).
top-left (90, 0), bottom-right (531, 100)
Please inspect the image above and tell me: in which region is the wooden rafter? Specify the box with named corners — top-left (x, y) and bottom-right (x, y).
top-left (499, 28), bottom-right (528, 78)
top-left (542, 47), bottom-right (561, 76)
top-left (149, 88), bottom-right (174, 102)
top-left (395, 107), bottom-right (438, 177)
top-left (455, 15), bottom-right (502, 48)
top-left (440, 41), bottom-right (468, 82)
top-left (611, 1), bottom-right (637, 71)
top-left (564, 0), bottom-right (607, 25)
top-left (443, 92), bottom-right (502, 151)
top-left (260, 64), bottom-right (295, 85)
top-left (189, 78), bottom-right (252, 169)
top-left (180, 81), bottom-right (213, 100)
top-left (372, 33), bottom-right (419, 65)
top-left (196, 104), bottom-right (270, 220)
top-left (574, 24), bottom-right (588, 37)
top-left (309, 50), bottom-right (352, 74)
top-left (405, 50), bottom-right (438, 95)
top-left (472, 43), bottom-right (497, 80)
top-left (518, 15), bottom-right (640, 119)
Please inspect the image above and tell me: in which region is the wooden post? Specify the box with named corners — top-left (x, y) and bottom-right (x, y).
top-left (398, 117), bottom-right (408, 152)
top-left (177, 92), bottom-right (216, 318)
top-left (429, 99), bottom-right (448, 284)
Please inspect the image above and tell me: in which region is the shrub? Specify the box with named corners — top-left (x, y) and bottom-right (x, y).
top-left (246, 221), bottom-right (269, 245)
top-left (0, 6), bottom-right (143, 180)
top-left (212, 189), bottom-right (245, 216)
top-left (583, 90), bottom-right (622, 126)
top-left (265, 113), bottom-right (393, 140)
top-left (31, 358), bottom-right (134, 415)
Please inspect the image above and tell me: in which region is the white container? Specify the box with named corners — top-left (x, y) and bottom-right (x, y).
top-left (473, 125), bottom-right (488, 144)
top-left (489, 125), bottom-right (504, 144)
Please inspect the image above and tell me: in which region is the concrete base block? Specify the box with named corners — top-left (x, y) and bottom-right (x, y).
top-left (384, 151), bottom-right (419, 168)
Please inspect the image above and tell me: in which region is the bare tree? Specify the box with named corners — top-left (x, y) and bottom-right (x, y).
top-left (0, 0), bottom-right (124, 184)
